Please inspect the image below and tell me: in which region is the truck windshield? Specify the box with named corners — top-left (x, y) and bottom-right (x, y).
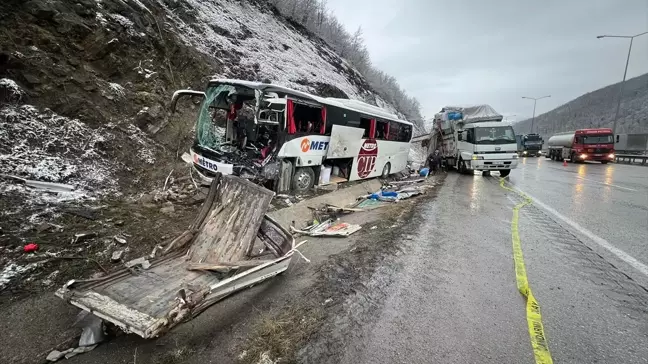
top-left (582, 135), bottom-right (613, 144)
top-left (475, 126), bottom-right (516, 144)
top-left (195, 84), bottom-right (236, 150)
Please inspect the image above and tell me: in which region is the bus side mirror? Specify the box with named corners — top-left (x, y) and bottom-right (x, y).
top-left (170, 90), bottom-right (206, 113)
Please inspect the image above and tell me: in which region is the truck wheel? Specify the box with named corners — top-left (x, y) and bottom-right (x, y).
top-left (499, 169), bottom-right (511, 177)
top-left (569, 153), bottom-right (576, 163)
top-left (381, 162), bottom-right (391, 178)
top-left (458, 159), bottom-right (468, 174)
top-left (601, 161), bottom-right (608, 164)
top-left (292, 167), bottom-right (314, 193)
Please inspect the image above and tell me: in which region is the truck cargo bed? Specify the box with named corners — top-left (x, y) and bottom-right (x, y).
top-left (56, 174), bottom-right (295, 338)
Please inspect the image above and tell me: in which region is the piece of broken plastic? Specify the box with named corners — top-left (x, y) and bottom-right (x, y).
top-left (77, 312), bottom-right (105, 346)
top-left (23, 243), bottom-right (39, 253)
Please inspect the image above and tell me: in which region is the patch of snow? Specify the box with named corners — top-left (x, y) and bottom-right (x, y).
top-left (110, 13), bottom-right (134, 28)
top-left (108, 13), bottom-right (141, 37)
top-left (108, 82), bottom-right (126, 97)
top-left (0, 262), bottom-right (40, 291)
top-left (156, 0), bottom-right (372, 100)
top-left (0, 78), bottom-right (25, 101)
top-left (96, 12), bottom-right (108, 26)
top-left (126, 124), bottom-right (157, 164)
top-left (0, 104), bottom-right (117, 203)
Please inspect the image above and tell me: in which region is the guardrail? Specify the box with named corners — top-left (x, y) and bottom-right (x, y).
top-left (615, 154), bottom-right (648, 166)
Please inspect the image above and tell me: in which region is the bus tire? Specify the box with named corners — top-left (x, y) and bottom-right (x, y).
top-left (381, 163), bottom-right (391, 178)
top-left (292, 167), bottom-right (314, 193)
top-left (499, 169), bottom-right (511, 177)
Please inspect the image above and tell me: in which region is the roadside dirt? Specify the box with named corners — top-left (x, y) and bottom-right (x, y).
top-left (0, 175), bottom-right (441, 364)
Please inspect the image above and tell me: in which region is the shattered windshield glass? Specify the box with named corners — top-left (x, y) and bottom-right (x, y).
top-left (196, 84), bottom-right (235, 150)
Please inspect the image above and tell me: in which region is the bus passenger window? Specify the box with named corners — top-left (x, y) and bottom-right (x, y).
top-left (388, 121), bottom-right (400, 140)
top-left (399, 125), bottom-right (412, 142)
top-left (359, 118), bottom-right (372, 138)
top-left (376, 120), bottom-right (389, 140)
top-left (293, 102), bottom-right (324, 135)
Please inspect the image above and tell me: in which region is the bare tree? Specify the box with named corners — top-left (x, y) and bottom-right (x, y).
top-left (270, 0), bottom-right (426, 128)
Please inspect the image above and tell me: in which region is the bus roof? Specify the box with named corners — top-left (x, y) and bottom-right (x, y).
top-left (211, 78), bottom-right (413, 126)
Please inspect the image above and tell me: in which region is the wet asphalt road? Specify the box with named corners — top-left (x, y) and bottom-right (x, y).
top-left (337, 160), bottom-right (648, 364)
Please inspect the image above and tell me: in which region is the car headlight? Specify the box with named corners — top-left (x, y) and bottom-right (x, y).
top-left (580, 153), bottom-right (587, 159)
top-left (471, 155), bottom-right (484, 160)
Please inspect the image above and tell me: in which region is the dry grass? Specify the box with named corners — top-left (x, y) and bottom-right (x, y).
top-left (240, 305), bottom-right (324, 364)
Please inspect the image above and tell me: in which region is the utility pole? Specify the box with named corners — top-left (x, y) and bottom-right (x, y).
top-left (597, 31), bottom-right (648, 137)
top-left (522, 95), bottom-right (551, 133)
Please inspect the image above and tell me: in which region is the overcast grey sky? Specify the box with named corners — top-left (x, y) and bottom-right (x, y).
top-left (326, 0), bottom-right (648, 122)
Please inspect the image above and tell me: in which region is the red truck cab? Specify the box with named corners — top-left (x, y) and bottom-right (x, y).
top-left (571, 128), bottom-right (615, 163)
top-left (548, 128), bottom-right (615, 164)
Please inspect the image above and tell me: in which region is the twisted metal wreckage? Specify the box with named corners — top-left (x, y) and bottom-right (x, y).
top-left (56, 173), bottom-right (305, 339)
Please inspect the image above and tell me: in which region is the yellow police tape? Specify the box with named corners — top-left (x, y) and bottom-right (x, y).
top-left (500, 178), bottom-right (553, 364)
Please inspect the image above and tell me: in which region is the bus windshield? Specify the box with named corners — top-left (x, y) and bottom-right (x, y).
top-left (475, 126), bottom-right (516, 144)
top-left (582, 134), bottom-right (613, 144)
top-left (195, 84), bottom-right (234, 150)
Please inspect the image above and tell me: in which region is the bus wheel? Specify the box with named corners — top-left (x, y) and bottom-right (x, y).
top-left (292, 167), bottom-right (314, 193)
top-left (499, 169), bottom-right (511, 177)
top-left (381, 163), bottom-right (391, 178)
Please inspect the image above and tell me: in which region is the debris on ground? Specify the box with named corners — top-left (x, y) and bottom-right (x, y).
top-left (45, 312), bottom-right (104, 362)
top-left (124, 257), bottom-right (150, 270)
top-left (56, 174), bottom-right (301, 339)
top-left (111, 250), bottom-right (124, 262)
top-left (71, 232), bottom-right (97, 244)
top-left (23, 243), bottom-right (39, 253)
top-left (113, 236), bottom-right (127, 245)
top-left (291, 219), bottom-right (362, 237)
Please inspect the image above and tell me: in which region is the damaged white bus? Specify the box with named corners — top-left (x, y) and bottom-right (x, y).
top-left (171, 79), bottom-right (413, 193)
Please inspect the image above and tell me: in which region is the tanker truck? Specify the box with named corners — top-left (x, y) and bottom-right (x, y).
top-left (547, 128), bottom-right (615, 164)
top-left (424, 105), bottom-right (519, 177)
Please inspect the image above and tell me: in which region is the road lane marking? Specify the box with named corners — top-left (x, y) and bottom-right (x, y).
top-left (574, 175), bottom-right (637, 191)
top-left (511, 186), bottom-right (648, 277)
top-left (500, 179), bottom-right (553, 364)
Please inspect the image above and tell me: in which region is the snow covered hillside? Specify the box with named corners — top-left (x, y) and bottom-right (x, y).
top-left (0, 0), bottom-right (401, 196)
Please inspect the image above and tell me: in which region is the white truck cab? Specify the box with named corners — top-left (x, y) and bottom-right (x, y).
top-left (456, 121), bottom-right (519, 176)
top-left (425, 105), bottom-right (519, 177)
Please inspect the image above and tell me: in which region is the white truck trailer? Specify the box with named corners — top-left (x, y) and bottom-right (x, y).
top-left (424, 105), bottom-right (519, 176)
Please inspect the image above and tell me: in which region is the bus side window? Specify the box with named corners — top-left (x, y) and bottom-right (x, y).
top-left (388, 121), bottom-right (400, 140)
top-left (359, 118), bottom-right (372, 138)
top-left (376, 120), bottom-right (389, 140)
top-left (399, 124), bottom-right (412, 142)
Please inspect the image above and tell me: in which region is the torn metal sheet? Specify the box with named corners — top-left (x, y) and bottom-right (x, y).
top-left (56, 174), bottom-right (297, 339)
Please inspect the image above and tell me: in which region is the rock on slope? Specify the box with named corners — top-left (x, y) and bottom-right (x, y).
top-left (515, 73), bottom-right (648, 136)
